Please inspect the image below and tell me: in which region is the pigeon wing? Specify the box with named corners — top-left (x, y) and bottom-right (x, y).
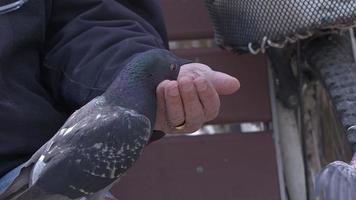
top-left (18, 104), bottom-right (151, 199)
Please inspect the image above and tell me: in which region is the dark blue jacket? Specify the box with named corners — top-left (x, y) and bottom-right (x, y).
top-left (0, 0), bottom-right (182, 177)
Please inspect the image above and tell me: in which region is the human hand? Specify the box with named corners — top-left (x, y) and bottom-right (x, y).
top-left (154, 63), bottom-right (240, 133)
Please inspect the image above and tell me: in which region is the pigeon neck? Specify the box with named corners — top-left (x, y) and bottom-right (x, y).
top-left (103, 76), bottom-right (157, 124)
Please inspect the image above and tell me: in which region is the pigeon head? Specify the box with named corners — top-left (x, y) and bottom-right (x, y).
top-left (103, 49), bottom-right (185, 123)
top-left (106, 49), bottom-right (181, 94)
top-left (126, 49), bottom-right (181, 87)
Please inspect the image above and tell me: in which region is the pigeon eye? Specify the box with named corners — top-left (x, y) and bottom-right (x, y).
top-left (170, 64), bottom-right (177, 71)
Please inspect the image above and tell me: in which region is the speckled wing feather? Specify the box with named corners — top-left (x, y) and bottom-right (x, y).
top-left (316, 161), bottom-right (356, 200)
top-left (1, 96), bottom-right (152, 200)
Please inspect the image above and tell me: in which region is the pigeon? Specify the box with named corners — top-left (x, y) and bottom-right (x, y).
top-left (0, 49), bottom-right (182, 200)
top-left (316, 125), bottom-right (356, 200)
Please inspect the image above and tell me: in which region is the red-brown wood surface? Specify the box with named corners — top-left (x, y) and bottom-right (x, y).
top-left (174, 48), bottom-right (272, 124)
top-left (159, 0), bottom-right (214, 40)
top-left (112, 133), bottom-right (280, 200)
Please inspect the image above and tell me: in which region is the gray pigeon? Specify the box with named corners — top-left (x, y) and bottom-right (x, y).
top-left (316, 159), bottom-right (356, 200)
top-left (0, 49), bottom-right (182, 200)
top-left (316, 126), bottom-right (356, 200)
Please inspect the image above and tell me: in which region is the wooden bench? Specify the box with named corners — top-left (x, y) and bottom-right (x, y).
top-left (111, 1), bottom-right (280, 199)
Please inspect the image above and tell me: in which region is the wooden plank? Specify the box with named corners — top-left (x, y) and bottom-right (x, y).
top-left (159, 0), bottom-right (214, 40)
top-left (111, 132), bottom-right (280, 200)
top-left (174, 48), bottom-right (272, 123)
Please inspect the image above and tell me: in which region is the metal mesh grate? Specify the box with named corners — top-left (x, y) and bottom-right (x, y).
top-left (205, 0), bottom-right (356, 53)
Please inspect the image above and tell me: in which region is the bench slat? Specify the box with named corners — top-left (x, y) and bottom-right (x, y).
top-left (112, 132), bottom-right (280, 200)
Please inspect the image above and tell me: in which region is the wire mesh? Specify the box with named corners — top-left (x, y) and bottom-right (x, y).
top-left (205, 0), bottom-right (356, 53)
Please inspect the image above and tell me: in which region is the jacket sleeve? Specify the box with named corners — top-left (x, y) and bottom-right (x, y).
top-left (43, 0), bottom-right (188, 111)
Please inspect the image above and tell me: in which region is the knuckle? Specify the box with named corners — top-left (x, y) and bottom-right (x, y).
top-left (156, 82), bottom-right (168, 92)
top-left (197, 77), bottom-right (208, 84)
top-left (156, 85), bottom-right (163, 93)
top-left (166, 82), bottom-right (178, 91)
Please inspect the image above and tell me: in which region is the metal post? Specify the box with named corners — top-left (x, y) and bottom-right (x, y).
top-left (268, 65), bottom-right (287, 200)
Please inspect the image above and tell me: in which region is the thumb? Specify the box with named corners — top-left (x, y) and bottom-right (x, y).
top-left (207, 71), bottom-right (240, 95)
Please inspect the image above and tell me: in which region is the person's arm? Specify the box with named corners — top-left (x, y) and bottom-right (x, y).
top-left (44, 0), bottom-right (187, 110)
top-left (44, 0), bottom-right (240, 135)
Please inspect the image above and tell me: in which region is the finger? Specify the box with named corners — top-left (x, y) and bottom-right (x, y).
top-left (164, 81), bottom-right (185, 127)
top-left (207, 70), bottom-right (240, 95)
top-left (178, 77), bottom-right (205, 131)
top-left (194, 77), bottom-right (220, 121)
top-left (154, 80), bottom-right (169, 131)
